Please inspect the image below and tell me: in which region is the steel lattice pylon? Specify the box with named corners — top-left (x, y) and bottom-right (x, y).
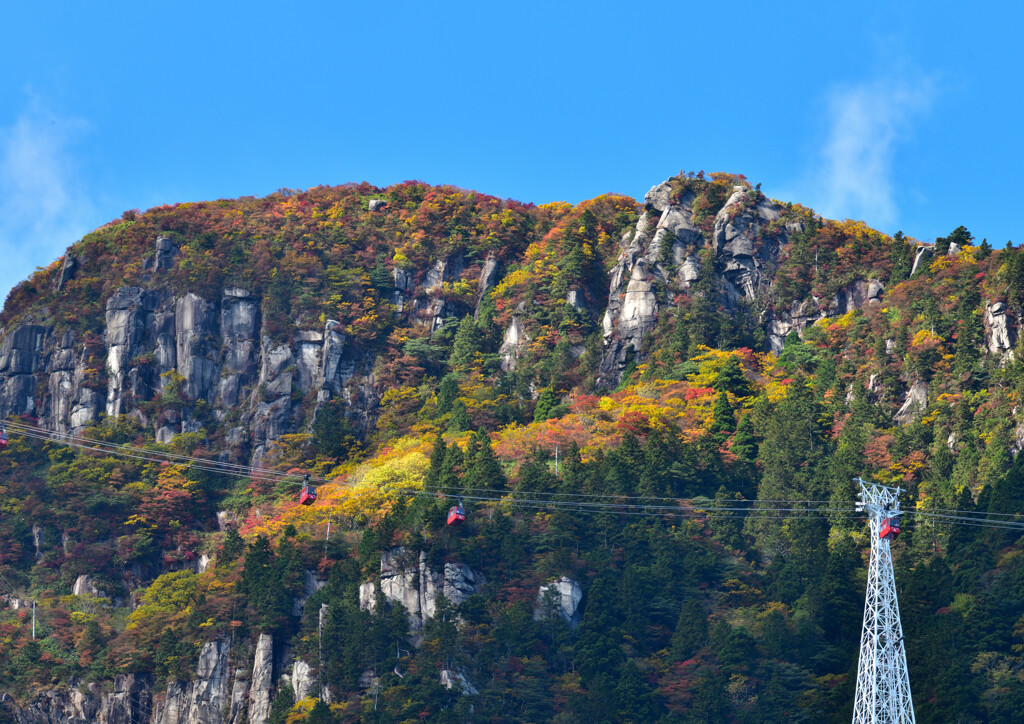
top-left (852, 478), bottom-right (915, 723)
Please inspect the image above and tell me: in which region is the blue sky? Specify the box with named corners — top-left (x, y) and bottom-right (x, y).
top-left (1, 2), bottom-right (1021, 301)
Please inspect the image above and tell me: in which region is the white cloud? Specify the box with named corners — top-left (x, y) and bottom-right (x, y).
top-left (0, 97), bottom-right (94, 302)
top-left (806, 75), bottom-right (934, 229)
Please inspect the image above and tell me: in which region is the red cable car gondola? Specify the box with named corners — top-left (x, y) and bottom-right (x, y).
top-left (299, 485), bottom-right (317, 506)
top-left (879, 517), bottom-right (900, 540)
top-left (298, 475), bottom-right (317, 506)
top-left (0, 423), bottom-right (8, 449)
top-left (447, 503), bottom-right (466, 526)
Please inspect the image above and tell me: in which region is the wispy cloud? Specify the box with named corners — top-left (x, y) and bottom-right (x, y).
top-left (803, 74), bottom-right (934, 229)
top-left (0, 96), bottom-right (94, 302)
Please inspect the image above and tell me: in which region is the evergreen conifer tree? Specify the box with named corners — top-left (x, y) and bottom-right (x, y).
top-left (449, 316), bottom-right (481, 373)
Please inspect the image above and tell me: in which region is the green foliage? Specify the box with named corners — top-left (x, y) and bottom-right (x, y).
top-left (311, 400), bottom-right (360, 462)
top-left (448, 316), bottom-right (482, 372)
top-left (533, 387), bottom-right (567, 422)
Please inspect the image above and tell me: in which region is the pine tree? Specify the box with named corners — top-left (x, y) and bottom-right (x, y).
top-left (436, 374), bottom-right (459, 416)
top-left (533, 388), bottom-right (562, 422)
top-left (440, 443), bottom-right (464, 491)
top-left (463, 430), bottom-right (506, 491)
top-left (447, 400), bottom-right (471, 432)
top-left (425, 431), bottom-right (447, 491)
top-left (614, 659), bottom-right (660, 721)
top-left (708, 391), bottom-right (736, 438)
top-left (749, 375), bottom-right (829, 556)
top-left (448, 316), bottom-right (481, 373)
top-left (242, 535), bottom-right (290, 630)
top-left (729, 413), bottom-right (759, 498)
top-left (670, 598), bottom-right (708, 660)
top-left (575, 574), bottom-right (624, 683)
top-left (713, 355), bottom-right (751, 396)
top-left (219, 527), bottom-right (244, 566)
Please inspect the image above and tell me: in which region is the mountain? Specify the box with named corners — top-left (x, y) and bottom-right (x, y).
top-left (0, 172), bottom-right (1022, 723)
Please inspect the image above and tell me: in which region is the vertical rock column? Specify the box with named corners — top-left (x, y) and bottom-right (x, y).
top-left (0, 324), bottom-right (49, 418)
top-left (248, 633), bottom-right (274, 724)
top-left (175, 293), bottom-right (218, 403)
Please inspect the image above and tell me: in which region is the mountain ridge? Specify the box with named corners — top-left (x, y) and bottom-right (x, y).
top-left (1, 171), bottom-right (1022, 723)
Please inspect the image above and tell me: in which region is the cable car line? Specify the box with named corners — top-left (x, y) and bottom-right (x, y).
top-left (4, 419), bottom-right (1024, 530)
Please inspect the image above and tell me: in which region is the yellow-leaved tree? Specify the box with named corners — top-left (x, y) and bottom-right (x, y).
top-left (337, 441), bottom-right (430, 520)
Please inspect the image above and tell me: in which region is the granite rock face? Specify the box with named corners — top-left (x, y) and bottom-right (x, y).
top-left (247, 634), bottom-right (274, 724)
top-left (985, 300), bottom-right (1016, 361)
top-left (0, 283), bottom-right (379, 465)
top-left (894, 380), bottom-right (929, 425)
top-left (533, 576), bottom-right (584, 630)
top-left (360, 547), bottom-right (485, 646)
top-left (9, 640), bottom-right (248, 723)
top-left (598, 180), bottom-right (791, 386)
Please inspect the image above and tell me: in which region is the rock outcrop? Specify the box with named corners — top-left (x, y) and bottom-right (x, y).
top-left (597, 179), bottom-right (791, 386)
top-left (360, 547), bottom-right (485, 646)
top-left (154, 640), bottom-right (232, 724)
top-left (292, 570), bottom-right (326, 617)
top-left (894, 380), bottom-right (929, 425)
top-left (72, 574), bottom-right (105, 598)
top-left (9, 674), bottom-right (149, 724)
top-left (764, 279), bottom-right (885, 353)
top-left (533, 576), bottom-right (583, 629)
top-left (985, 301), bottom-right (1016, 361)
top-left (440, 669), bottom-right (478, 696)
top-left (291, 660), bottom-right (315, 702)
top-left (0, 279), bottom-right (381, 464)
top-left (247, 634), bottom-right (274, 724)
top-left (498, 317), bottom-right (530, 372)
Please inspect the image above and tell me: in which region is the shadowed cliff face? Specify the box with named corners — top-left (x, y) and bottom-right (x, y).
top-left (0, 286), bottom-right (376, 466)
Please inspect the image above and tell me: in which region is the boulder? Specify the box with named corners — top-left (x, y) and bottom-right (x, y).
top-left (154, 235), bottom-right (180, 271)
top-left (73, 574), bottom-right (106, 598)
top-left (643, 180), bottom-right (673, 212)
top-left (440, 669), bottom-right (478, 696)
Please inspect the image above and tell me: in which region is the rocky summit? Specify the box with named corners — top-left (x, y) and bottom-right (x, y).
top-left (0, 172), bottom-right (1022, 723)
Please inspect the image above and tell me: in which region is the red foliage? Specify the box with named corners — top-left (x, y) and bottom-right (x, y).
top-left (685, 387), bottom-right (715, 401)
top-left (617, 411), bottom-right (651, 436)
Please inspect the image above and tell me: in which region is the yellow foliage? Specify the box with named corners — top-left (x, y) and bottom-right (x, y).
top-left (491, 268), bottom-right (531, 298)
top-left (831, 309), bottom-right (858, 330)
top-left (911, 329), bottom-right (943, 348)
top-left (127, 571), bottom-right (198, 632)
top-left (686, 346), bottom-right (741, 388)
top-left (335, 445), bottom-right (430, 519)
top-left (929, 255), bottom-right (955, 273)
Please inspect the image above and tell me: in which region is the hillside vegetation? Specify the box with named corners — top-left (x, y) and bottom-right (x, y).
top-left (0, 173), bottom-right (1023, 722)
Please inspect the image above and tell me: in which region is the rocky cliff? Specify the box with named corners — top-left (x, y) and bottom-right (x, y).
top-left (1, 174), bottom-right (1017, 449)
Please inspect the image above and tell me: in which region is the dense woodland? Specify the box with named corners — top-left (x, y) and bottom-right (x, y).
top-left (1, 173), bottom-right (1024, 722)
